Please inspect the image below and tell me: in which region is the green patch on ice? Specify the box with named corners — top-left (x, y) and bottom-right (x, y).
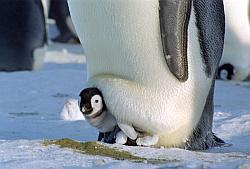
top-left (43, 138), bottom-right (173, 163)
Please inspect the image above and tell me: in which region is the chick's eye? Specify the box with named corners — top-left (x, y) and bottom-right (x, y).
top-left (95, 100), bottom-right (99, 103)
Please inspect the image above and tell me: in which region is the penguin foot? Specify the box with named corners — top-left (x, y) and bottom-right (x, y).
top-left (52, 32), bottom-right (80, 44)
top-left (98, 125), bottom-right (159, 147)
top-left (185, 131), bottom-right (228, 150)
top-left (212, 133), bottom-right (232, 148)
top-left (117, 123), bottom-right (138, 140)
top-left (136, 135), bottom-right (159, 147)
top-left (115, 131), bottom-right (128, 144)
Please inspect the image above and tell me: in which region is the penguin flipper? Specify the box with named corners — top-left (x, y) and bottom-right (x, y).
top-left (159, 0), bottom-right (192, 82)
top-left (159, 0), bottom-right (225, 80)
top-left (192, 0), bottom-right (225, 77)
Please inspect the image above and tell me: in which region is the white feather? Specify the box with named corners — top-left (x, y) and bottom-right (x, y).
top-left (89, 95), bottom-right (103, 116)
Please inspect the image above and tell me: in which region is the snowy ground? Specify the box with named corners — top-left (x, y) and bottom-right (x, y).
top-left (0, 43), bottom-right (250, 169)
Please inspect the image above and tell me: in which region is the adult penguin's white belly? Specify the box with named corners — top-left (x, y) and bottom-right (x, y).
top-left (68, 0), bottom-right (220, 147)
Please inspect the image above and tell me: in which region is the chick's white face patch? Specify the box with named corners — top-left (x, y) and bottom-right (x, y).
top-left (91, 95), bottom-right (103, 114)
top-left (220, 69), bottom-right (229, 80)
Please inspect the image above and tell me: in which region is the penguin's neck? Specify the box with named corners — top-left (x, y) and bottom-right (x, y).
top-left (86, 111), bottom-right (116, 133)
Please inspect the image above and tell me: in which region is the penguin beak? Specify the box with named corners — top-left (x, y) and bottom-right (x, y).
top-left (82, 104), bottom-right (93, 115)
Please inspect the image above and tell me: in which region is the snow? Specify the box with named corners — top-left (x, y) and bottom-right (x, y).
top-left (60, 99), bottom-right (85, 121)
top-left (0, 43), bottom-right (250, 168)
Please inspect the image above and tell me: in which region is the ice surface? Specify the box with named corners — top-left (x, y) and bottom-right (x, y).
top-left (0, 43), bottom-right (249, 168)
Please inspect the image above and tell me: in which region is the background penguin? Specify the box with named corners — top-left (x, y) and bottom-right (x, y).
top-left (49, 0), bottom-right (79, 43)
top-left (69, 0), bottom-right (225, 150)
top-left (217, 63), bottom-right (235, 80)
top-left (219, 0), bottom-right (250, 81)
top-left (0, 0), bottom-right (47, 71)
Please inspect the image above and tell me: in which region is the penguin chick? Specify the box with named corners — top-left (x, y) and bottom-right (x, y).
top-left (217, 63), bottom-right (235, 80)
top-left (79, 88), bottom-right (129, 145)
top-left (79, 87), bottom-right (159, 146)
top-left (79, 88), bottom-right (117, 134)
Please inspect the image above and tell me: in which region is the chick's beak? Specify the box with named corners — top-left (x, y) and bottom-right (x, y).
top-left (82, 103), bottom-right (93, 115)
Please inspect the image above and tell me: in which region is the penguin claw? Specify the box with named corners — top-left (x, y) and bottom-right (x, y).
top-left (99, 126), bottom-right (160, 147)
top-left (212, 133), bottom-right (232, 148)
top-left (115, 131), bottom-right (128, 145)
top-left (136, 135), bottom-right (159, 147)
top-left (118, 123), bottom-right (138, 140)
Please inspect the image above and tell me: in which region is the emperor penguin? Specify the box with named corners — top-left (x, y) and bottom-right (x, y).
top-left (49, 0), bottom-right (79, 43)
top-left (68, 0), bottom-right (225, 150)
top-left (0, 0), bottom-right (47, 71)
top-left (219, 0), bottom-right (250, 81)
